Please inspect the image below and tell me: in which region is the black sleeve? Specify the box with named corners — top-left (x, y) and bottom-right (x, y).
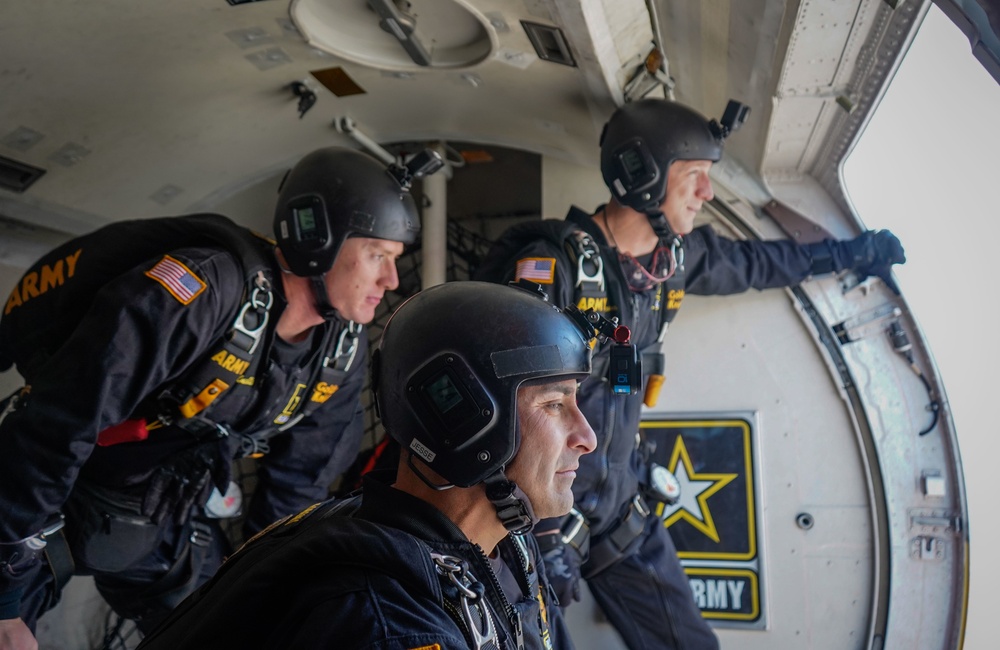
top-left (0, 249), bottom-right (241, 559)
top-left (243, 330), bottom-right (370, 536)
top-left (683, 225), bottom-right (814, 295)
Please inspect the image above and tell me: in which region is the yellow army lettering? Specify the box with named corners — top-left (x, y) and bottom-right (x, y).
top-left (667, 289), bottom-right (685, 310)
top-left (576, 296), bottom-right (610, 312)
top-left (4, 248), bottom-right (83, 315)
top-left (274, 384), bottom-right (308, 425)
top-left (310, 381), bottom-right (339, 403)
top-left (210, 350), bottom-right (250, 376)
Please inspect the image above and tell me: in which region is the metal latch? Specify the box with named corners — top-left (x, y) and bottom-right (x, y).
top-left (910, 536), bottom-right (945, 562)
top-left (833, 304), bottom-right (901, 343)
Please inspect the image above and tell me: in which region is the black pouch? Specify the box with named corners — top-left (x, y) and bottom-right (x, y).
top-left (63, 480), bottom-right (163, 573)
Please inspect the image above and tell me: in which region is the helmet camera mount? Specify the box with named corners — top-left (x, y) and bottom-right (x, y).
top-left (387, 148), bottom-right (446, 191)
top-left (509, 278), bottom-right (642, 396)
top-left (562, 302), bottom-right (643, 396)
top-left (708, 99), bottom-right (750, 141)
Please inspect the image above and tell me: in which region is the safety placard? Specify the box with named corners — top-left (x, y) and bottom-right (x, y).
top-left (640, 416), bottom-right (763, 625)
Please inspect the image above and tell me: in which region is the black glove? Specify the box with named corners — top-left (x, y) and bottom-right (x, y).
top-left (141, 440), bottom-right (229, 526)
top-left (808, 230), bottom-right (906, 294)
top-left (538, 534), bottom-right (584, 605)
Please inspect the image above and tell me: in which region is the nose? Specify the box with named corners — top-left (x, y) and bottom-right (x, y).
top-left (569, 402), bottom-right (597, 454)
top-left (381, 259), bottom-right (400, 291)
top-left (696, 173), bottom-right (714, 201)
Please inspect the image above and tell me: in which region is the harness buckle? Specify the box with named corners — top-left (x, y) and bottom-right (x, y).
top-left (189, 521), bottom-right (213, 548)
top-left (574, 233), bottom-right (605, 292)
top-left (560, 507), bottom-right (589, 550)
top-left (331, 321), bottom-right (361, 373)
top-left (40, 513), bottom-right (66, 538)
top-left (670, 238), bottom-right (685, 273)
top-left (632, 493), bottom-right (651, 519)
top-left (431, 552), bottom-right (498, 650)
top-left (231, 272), bottom-right (274, 355)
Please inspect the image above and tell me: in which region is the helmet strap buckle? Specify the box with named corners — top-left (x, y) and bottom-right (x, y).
top-left (483, 472), bottom-right (535, 535)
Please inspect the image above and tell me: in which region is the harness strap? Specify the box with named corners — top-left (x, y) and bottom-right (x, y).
top-left (162, 271), bottom-right (275, 425)
top-left (430, 551), bottom-right (500, 650)
top-left (223, 320), bottom-right (362, 457)
top-left (570, 230), bottom-right (605, 300)
top-left (40, 515), bottom-right (74, 594)
top-left (581, 494), bottom-right (651, 579)
top-left (534, 507), bottom-right (592, 562)
top-left (483, 474), bottom-right (534, 535)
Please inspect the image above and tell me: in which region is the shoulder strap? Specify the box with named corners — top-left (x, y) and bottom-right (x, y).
top-left (91, 216), bottom-right (279, 439)
top-left (229, 319), bottom-right (363, 457)
top-left (428, 550), bottom-right (500, 650)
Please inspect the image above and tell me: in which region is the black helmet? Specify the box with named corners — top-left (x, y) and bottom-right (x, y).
top-left (599, 99), bottom-right (749, 214)
top-left (372, 281), bottom-right (593, 488)
top-left (274, 147), bottom-right (421, 277)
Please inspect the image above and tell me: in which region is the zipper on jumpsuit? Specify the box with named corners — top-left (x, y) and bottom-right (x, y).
top-left (475, 541), bottom-right (528, 650)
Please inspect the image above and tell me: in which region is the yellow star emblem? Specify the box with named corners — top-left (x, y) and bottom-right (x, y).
top-left (659, 436), bottom-right (738, 543)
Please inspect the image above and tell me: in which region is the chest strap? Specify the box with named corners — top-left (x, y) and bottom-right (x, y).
top-left (229, 320), bottom-right (362, 458)
top-left (431, 551), bottom-right (501, 650)
top-left (173, 271), bottom-right (275, 421)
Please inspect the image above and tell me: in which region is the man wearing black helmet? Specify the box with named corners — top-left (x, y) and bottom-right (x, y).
top-left (474, 98), bottom-right (906, 649)
top-left (0, 146), bottom-right (431, 649)
top-left (137, 281), bottom-right (598, 650)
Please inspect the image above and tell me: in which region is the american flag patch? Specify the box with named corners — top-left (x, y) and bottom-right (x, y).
top-left (145, 255), bottom-right (207, 305)
top-left (515, 257), bottom-right (556, 284)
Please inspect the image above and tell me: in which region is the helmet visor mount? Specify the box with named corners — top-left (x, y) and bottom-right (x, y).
top-left (279, 193), bottom-right (334, 275)
top-left (607, 137), bottom-right (661, 209)
top-left (406, 353), bottom-right (499, 458)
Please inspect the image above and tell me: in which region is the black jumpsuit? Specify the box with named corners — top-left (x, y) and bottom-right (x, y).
top-left (475, 205), bottom-right (815, 650)
top-left (137, 475), bottom-right (574, 650)
top-left (0, 226), bottom-right (367, 630)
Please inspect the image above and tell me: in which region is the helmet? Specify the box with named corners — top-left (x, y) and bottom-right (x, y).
top-left (372, 281), bottom-right (593, 488)
top-left (273, 147), bottom-right (420, 277)
top-left (599, 99), bottom-right (748, 214)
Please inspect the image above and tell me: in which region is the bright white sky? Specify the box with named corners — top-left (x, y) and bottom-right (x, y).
top-left (843, 6), bottom-right (1000, 647)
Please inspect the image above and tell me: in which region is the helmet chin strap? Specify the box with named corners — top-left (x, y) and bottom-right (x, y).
top-left (483, 471), bottom-right (536, 535)
top-left (646, 210), bottom-right (683, 248)
top-left (646, 209), bottom-right (685, 274)
top-left (309, 275), bottom-right (342, 321)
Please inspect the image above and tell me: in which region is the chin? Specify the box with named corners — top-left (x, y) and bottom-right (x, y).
top-left (539, 495), bottom-right (575, 520)
top-left (343, 307), bottom-right (375, 324)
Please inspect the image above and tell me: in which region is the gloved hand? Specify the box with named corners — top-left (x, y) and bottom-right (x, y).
top-left (141, 441), bottom-right (229, 526)
top-left (538, 535), bottom-right (585, 605)
top-left (840, 230), bottom-right (906, 293)
top-left (809, 230), bottom-right (906, 294)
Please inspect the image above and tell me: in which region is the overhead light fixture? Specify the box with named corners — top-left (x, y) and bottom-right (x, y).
top-left (0, 155), bottom-right (46, 193)
top-left (521, 21), bottom-right (576, 67)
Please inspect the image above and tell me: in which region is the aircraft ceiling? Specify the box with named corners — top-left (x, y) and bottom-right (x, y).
top-left (0, 0), bottom-right (985, 237)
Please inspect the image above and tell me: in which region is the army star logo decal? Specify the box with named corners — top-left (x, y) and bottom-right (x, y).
top-left (660, 437), bottom-right (738, 543)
